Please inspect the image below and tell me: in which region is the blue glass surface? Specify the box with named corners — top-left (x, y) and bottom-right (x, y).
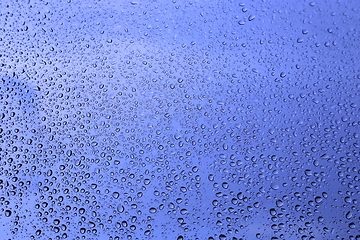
top-left (1, 0), bottom-right (360, 239)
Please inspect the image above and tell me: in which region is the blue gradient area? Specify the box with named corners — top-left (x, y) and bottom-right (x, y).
top-left (1, 0), bottom-right (360, 239)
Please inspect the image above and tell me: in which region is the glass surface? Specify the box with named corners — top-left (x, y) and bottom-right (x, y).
top-left (1, 0), bottom-right (360, 239)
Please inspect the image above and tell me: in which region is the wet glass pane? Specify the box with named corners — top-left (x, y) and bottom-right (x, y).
top-left (1, 0), bottom-right (360, 239)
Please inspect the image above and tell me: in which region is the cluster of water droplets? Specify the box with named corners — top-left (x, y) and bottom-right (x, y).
top-left (1, 0), bottom-right (360, 239)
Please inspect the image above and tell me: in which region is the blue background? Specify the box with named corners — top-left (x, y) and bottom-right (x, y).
top-left (1, 0), bottom-right (360, 239)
